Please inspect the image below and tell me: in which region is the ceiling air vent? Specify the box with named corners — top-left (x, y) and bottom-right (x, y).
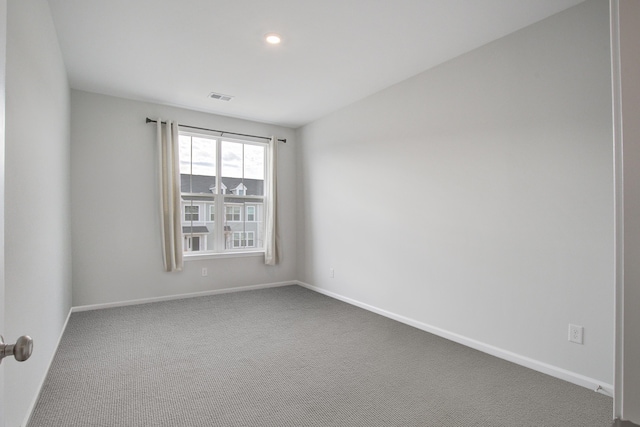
top-left (209, 92), bottom-right (234, 102)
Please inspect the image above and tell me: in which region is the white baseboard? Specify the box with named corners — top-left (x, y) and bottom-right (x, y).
top-left (296, 280), bottom-right (614, 397)
top-left (23, 279), bottom-right (611, 427)
top-left (21, 308), bottom-right (73, 427)
top-left (71, 281), bottom-right (296, 313)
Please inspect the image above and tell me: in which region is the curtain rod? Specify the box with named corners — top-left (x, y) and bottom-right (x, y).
top-left (145, 118), bottom-right (286, 143)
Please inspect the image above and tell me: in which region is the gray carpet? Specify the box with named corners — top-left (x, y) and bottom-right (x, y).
top-left (28, 285), bottom-right (613, 426)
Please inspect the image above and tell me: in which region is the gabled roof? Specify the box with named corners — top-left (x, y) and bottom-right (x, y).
top-left (180, 174), bottom-right (264, 196)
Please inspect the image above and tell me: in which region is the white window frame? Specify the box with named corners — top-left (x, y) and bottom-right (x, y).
top-left (225, 205), bottom-right (242, 222)
top-left (184, 205), bottom-right (200, 222)
top-left (208, 204), bottom-right (215, 222)
top-left (246, 205), bottom-right (256, 222)
top-left (180, 132), bottom-right (268, 259)
top-left (232, 231), bottom-right (255, 248)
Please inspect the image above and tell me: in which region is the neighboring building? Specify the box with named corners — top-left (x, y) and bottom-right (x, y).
top-left (181, 174), bottom-right (264, 253)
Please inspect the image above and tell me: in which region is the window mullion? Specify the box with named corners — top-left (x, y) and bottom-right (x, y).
top-left (215, 138), bottom-right (225, 251)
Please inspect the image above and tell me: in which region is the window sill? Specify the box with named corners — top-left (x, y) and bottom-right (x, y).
top-left (184, 251), bottom-right (265, 261)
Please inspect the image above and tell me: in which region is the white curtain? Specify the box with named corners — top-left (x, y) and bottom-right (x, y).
top-left (157, 119), bottom-right (183, 272)
top-left (264, 136), bottom-right (280, 265)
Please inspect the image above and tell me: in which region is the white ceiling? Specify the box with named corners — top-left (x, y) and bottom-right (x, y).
top-left (47, 0), bottom-right (585, 129)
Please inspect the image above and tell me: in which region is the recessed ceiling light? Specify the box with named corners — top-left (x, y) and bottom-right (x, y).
top-left (265, 33), bottom-right (282, 45)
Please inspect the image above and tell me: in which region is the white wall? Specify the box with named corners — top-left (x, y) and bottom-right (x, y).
top-left (297, 0), bottom-right (614, 387)
top-left (5, 1), bottom-right (72, 426)
top-left (615, 0), bottom-right (640, 422)
top-left (70, 90), bottom-right (297, 306)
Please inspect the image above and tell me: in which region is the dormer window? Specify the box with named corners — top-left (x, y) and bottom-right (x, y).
top-left (209, 183), bottom-right (227, 194)
top-left (234, 183), bottom-right (247, 195)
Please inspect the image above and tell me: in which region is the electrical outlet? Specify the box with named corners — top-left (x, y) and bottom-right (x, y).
top-left (329, 267), bottom-right (334, 278)
top-left (568, 324), bottom-right (584, 344)
top-left (202, 268), bottom-right (208, 277)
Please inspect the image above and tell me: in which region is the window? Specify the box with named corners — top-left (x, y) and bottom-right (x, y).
top-left (180, 133), bottom-right (266, 255)
top-left (209, 183), bottom-right (226, 194)
top-left (232, 231), bottom-right (255, 248)
top-left (184, 205), bottom-right (199, 222)
top-left (225, 206), bottom-right (241, 222)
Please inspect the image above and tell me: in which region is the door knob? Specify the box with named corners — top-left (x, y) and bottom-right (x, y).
top-left (0, 335), bottom-right (33, 363)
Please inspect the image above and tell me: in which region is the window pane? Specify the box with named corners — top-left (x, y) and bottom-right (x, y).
top-left (221, 141), bottom-right (265, 197)
top-left (221, 141), bottom-right (243, 179)
top-left (179, 135), bottom-right (192, 175)
top-left (191, 137), bottom-right (216, 177)
top-left (222, 199), bottom-right (263, 250)
top-left (246, 145), bottom-right (265, 196)
top-left (180, 137), bottom-right (217, 195)
top-left (244, 145), bottom-right (265, 180)
top-left (181, 134), bottom-right (216, 254)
